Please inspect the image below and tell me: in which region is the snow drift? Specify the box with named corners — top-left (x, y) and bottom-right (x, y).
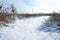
top-left (0, 16), bottom-right (60, 40)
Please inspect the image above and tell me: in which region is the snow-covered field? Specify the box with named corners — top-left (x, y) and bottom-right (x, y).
top-left (0, 16), bottom-right (60, 40)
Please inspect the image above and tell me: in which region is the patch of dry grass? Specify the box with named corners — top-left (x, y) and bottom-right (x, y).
top-left (0, 14), bottom-right (15, 28)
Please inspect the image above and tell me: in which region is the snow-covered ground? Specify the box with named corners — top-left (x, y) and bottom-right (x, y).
top-left (0, 16), bottom-right (60, 40)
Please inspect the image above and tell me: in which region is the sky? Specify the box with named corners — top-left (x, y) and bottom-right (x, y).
top-left (0, 0), bottom-right (60, 13)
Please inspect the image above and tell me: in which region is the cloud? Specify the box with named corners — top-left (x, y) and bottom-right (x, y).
top-left (13, 0), bottom-right (33, 13)
top-left (0, 0), bottom-right (33, 13)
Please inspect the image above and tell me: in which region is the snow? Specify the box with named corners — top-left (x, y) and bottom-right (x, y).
top-left (0, 16), bottom-right (60, 40)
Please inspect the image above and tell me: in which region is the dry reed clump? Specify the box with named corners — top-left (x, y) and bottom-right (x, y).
top-left (0, 14), bottom-right (15, 28)
top-left (0, 14), bottom-right (15, 23)
top-left (50, 16), bottom-right (60, 21)
top-left (49, 16), bottom-right (60, 26)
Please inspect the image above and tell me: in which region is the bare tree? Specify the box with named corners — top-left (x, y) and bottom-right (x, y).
top-left (10, 4), bottom-right (17, 14)
top-left (0, 5), bottom-right (2, 10)
top-left (0, 4), bottom-right (4, 13)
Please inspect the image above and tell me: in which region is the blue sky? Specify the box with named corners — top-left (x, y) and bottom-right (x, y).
top-left (0, 0), bottom-right (60, 13)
